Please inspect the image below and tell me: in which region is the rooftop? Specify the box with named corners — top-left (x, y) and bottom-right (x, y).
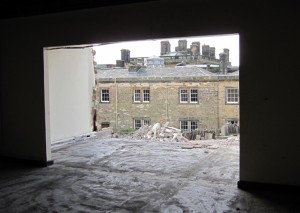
top-left (96, 67), bottom-right (239, 83)
top-left (161, 52), bottom-right (185, 57)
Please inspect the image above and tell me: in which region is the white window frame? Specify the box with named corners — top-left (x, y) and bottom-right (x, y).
top-left (226, 88), bottom-right (239, 104)
top-left (180, 88), bottom-right (198, 103)
top-left (134, 118), bottom-right (150, 130)
top-left (180, 89), bottom-right (188, 103)
top-left (134, 89), bottom-right (150, 103)
top-left (190, 89), bottom-right (198, 103)
top-left (143, 119), bottom-right (150, 126)
top-left (180, 120), bottom-right (188, 131)
top-left (134, 89), bottom-right (141, 102)
top-left (143, 89), bottom-right (150, 102)
top-left (101, 89), bottom-right (109, 103)
top-left (134, 119), bottom-right (142, 130)
top-left (180, 120), bottom-right (198, 132)
top-left (190, 121), bottom-right (198, 130)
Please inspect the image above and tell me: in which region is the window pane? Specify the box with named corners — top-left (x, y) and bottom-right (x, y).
top-left (190, 89), bottom-right (198, 103)
top-left (227, 88), bottom-right (239, 103)
top-left (180, 89), bottom-right (188, 102)
top-left (180, 121), bottom-right (188, 130)
top-left (143, 89), bottom-right (150, 102)
top-left (134, 90), bottom-right (141, 102)
top-left (101, 89), bottom-right (109, 102)
top-left (191, 121), bottom-right (198, 130)
top-left (143, 119), bottom-right (150, 126)
top-left (134, 119), bottom-right (141, 130)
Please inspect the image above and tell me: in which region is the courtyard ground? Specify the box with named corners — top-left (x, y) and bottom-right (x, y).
top-left (0, 136), bottom-right (299, 212)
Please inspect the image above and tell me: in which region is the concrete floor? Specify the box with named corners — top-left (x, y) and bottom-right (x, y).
top-left (0, 137), bottom-right (299, 213)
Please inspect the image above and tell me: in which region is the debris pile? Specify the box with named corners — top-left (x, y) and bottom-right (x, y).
top-left (132, 122), bottom-right (189, 142)
top-left (183, 129), bottom-right (216, 140)
top-left (220, 122), bottom-right (239, 136)
top-left (132, 122), bottom-right (218, 142)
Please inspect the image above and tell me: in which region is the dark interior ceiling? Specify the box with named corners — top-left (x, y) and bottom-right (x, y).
top-left (1, 1), bottom-right (295, 20)
top-left (0, 0), bottom-right (158, 19)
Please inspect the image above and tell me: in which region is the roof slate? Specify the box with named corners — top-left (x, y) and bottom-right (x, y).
top-left (96, 67), bottom-right (239, 82)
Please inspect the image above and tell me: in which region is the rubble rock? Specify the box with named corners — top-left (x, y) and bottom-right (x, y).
top-left (132, 122), bottom-right (189, 142)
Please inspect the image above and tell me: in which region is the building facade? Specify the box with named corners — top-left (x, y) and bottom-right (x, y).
top-left (94, 67), bottom-right (239, 134)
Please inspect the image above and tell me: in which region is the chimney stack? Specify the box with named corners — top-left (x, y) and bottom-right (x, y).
top-left (223, 48), bottom-right (230, 63)
top-left (161, 41), bottom-right (171, 55)
top-left (209, 47), bottom-right (215, 59)
top-left (121, 49), bottom-right (130, 63)
top-left (202, 45), bottom-right (210, 59)
top-left (219, 52), bottom-right (228, 74)
top-left (116, 60), bottom-right (125, 67)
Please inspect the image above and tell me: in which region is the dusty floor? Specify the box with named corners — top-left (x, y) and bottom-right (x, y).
top-left (0, 136), bottom-right (299, 213)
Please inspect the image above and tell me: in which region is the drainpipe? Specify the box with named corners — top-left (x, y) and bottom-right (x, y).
top-left (115, 78), bottom-right (118, 131)
top-left (217, 73), bottom-right (220, 133)
top-left (166, 83), bottom-right (168, 123)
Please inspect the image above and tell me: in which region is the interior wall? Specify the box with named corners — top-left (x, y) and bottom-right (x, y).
top-left (0, 1), bottom-right (299, 185)
top-left (44, 48), bottom-right (95, 143)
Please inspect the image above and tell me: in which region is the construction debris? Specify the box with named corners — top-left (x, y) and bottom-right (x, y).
top-left (132, 122), bottom-right (218, 143)
top-left (132, 122), bottom-right (189, 142)
top-left (220, 122), bottom-right (239, 136)
top-left (183, 129), bottom-right (216, 140)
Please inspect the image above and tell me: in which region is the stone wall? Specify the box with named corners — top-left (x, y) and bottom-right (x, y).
top-left (95, 79), bottom-right (239, 133)
top-left (218, 80), bottom-right (240, 128)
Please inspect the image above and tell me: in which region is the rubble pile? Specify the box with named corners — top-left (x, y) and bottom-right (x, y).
top-left (132, 122), bottom-right (189, 142)
top-left (132, 122), bottom-right (221, 142)
top-left (221, 122), bottom-right (239, 136)
top-left (183, 129), bottom-right (216, 140)
top-left (219, 135), bottom-right (240, 146)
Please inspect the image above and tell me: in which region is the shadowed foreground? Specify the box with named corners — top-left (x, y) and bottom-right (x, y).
top-left (0, 137), bottom-right (299, 212)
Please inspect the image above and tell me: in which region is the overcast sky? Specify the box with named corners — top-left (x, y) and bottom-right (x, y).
top-left (93, 34), bottom-right (239, 66)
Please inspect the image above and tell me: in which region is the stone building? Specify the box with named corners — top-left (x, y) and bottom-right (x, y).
top-left (94, 66), bottom-right (239, 133)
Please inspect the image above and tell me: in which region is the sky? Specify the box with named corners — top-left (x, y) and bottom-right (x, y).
top-left (93, 34), bottom-right (239, 66)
